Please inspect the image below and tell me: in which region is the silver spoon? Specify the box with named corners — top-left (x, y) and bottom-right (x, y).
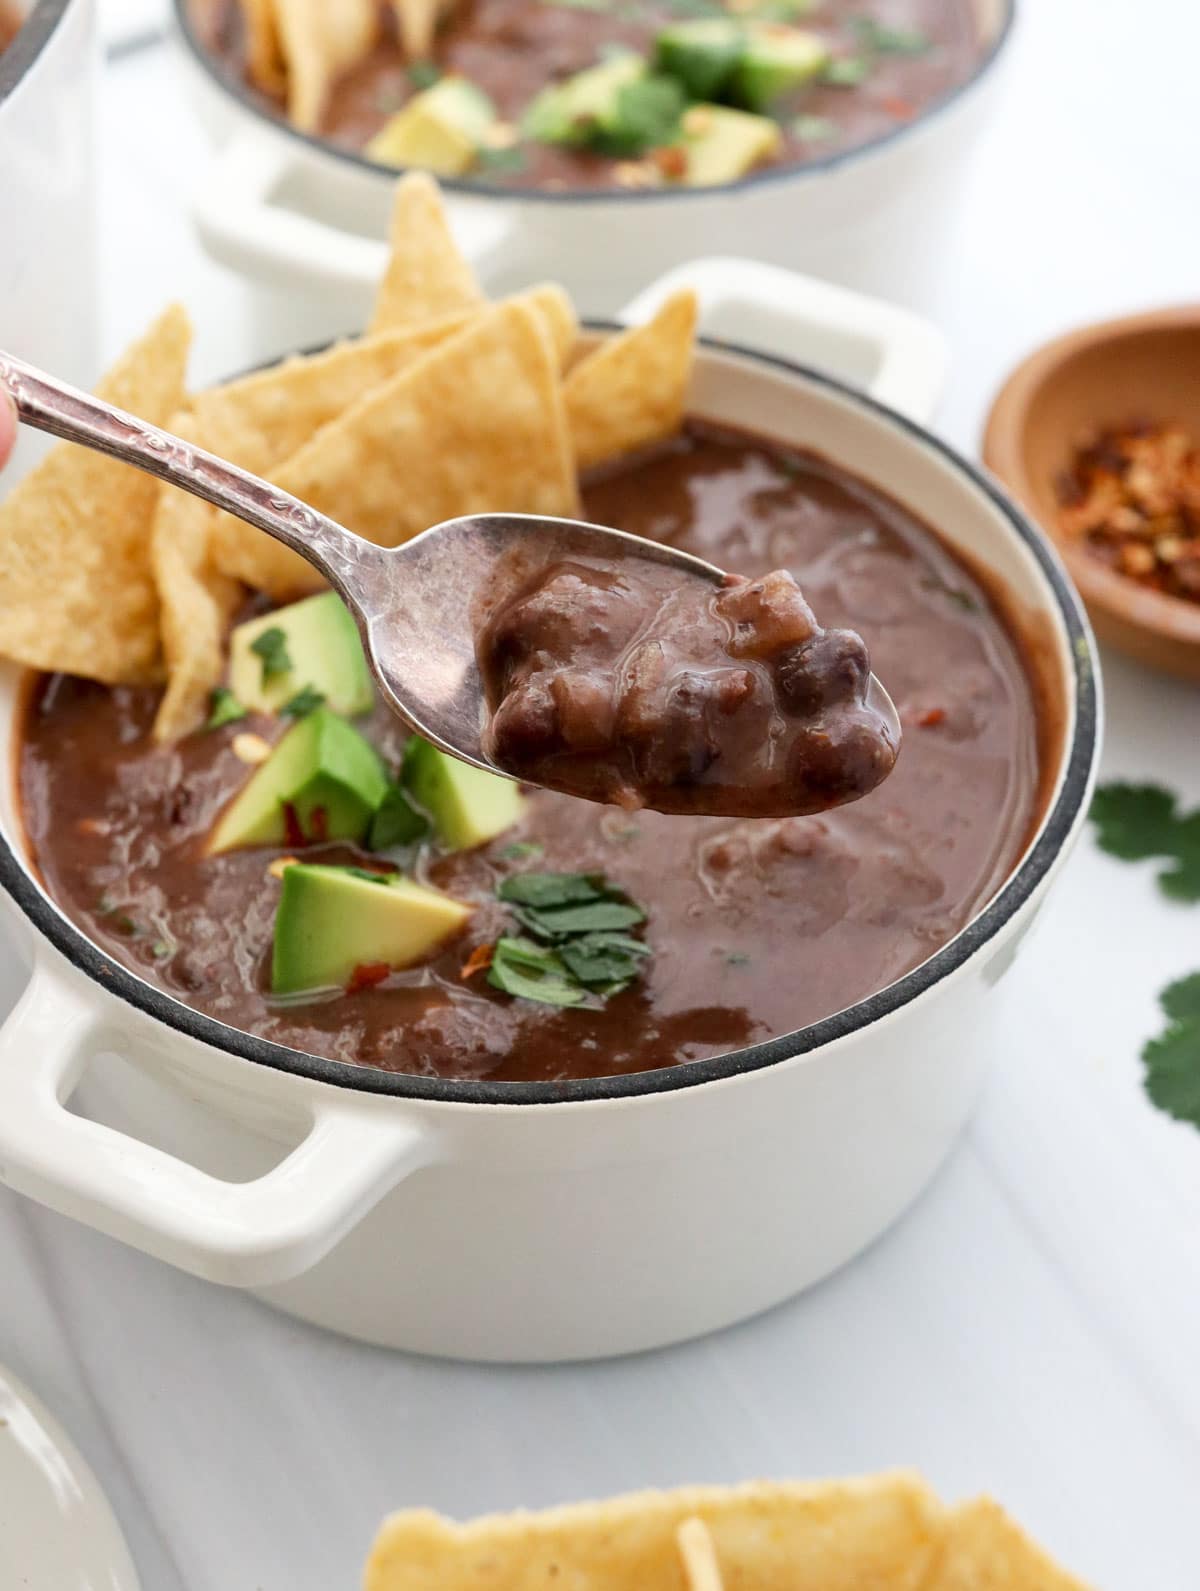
top-left (0, 351), bottom-right (899, 779)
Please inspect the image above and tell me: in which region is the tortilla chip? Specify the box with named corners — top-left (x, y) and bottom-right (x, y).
top-left (677, 1519), bottom-right (725, 1591)
top-left (151, 413), bottom-right (242, 742)
top-left (566, 289), bottom-right (698, 471)
top-left (369, 173), bottom-right (485, 333)
top-left (524, 282), bottom-right (578, 368)
top-left (390, 0), bottom-right (448, 59)
top-left (0, 304), bottom-right (191, 684)
top-left (214, 300), bottom-right (579, 598)
top-left (237, 0), bottom-right (285, 96)
top-left (929, 1501), bottom-right (1091, 1591)
top-left (274, 0), bottom-right (378, 132)
top-left (365, 1476), bottom-right (945, 1591)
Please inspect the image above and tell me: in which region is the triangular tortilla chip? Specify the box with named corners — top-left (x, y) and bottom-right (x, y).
top-left (274, 0), bottom-right (378, 132)
top-left (677, 1518), bottom-right (725, 1591)
top-left (0, 304), bottom-right (191, 684)
top-left (929, 1500), bottom-right (1092, 1591)
top-left (369, 173), bottom-right (486, 333)
top-left (194, 322), bottom-right (480, 482)
top-left (213, 300), bottom-right (579, 599)
top-left (365, 1476), bottom-right (945, 1591)
top-left (151, 412), bottom-right (242, 742)
top-left (390, 0), bottom-right (450, 59)
top-left (566, 288), bottom-right (698, 471)
top-left (237, 0), bottom-right (285, 96)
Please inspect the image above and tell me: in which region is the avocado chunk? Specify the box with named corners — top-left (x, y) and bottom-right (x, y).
top-left (404, 737), bottom-right (524, 851)
top-left (676, 103), bottom-right (783, 186)
top-left (271, 864), bottom-right (471, 995)
top-left (655, 19), bottom-right (744, 101)
top-left (230, 592), bottom-right (373, 718)
top-left (208, 709), bottom-right (388, 854)
top-left (366, 77), bottom-right (497, 177)
top-left (523, 52), bottom-right (646, 146)
top-left (728, 24), bottom-right (828, 111)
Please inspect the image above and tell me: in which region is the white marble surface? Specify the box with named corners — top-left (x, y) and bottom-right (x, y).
top-left (4, 3), bottom-right (1200, 1587)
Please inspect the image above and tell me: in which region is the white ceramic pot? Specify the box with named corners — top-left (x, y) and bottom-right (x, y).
top-left (0, 266), bottom-right (1098, 1363)
top-left (0, 0), bottom-right (98, 478)
top-left (175, 0), bottom-right (1015, 317)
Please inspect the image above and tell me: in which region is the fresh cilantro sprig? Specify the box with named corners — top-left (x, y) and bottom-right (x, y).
top-left (280, 685), bottom-right (326, 719)
top-left (249, 626), bottom-right (292, 685)
top-left (368, 783), bottom-right (430, 850)
top-left (1090, 782), bottom-right (1200, 902)
top-left (205, 687), bottom-right (246, 730)
top-left (486, 871), bottom-right (649, 1007)
top-left (1142, 975), bottom-right (1200, 1130)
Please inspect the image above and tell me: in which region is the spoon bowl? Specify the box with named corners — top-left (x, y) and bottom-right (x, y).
top-left (0, 349), bottom-right (900, 792)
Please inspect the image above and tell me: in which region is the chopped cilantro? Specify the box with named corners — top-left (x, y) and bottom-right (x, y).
top-left (822, 55), bottom-right (872, 86)
top-left (791, 115), bottom-right (838, 142)
top-left (151, 938), bottom-right (175, 959)
top-left (487, 937), bottom-right (587, 1006)
top-left (490, 872), bottom-right (649, 1006)
top-left (852, 16), bottom-right (930, 54)
top-left (725, 950), bottom-right (752, 967)
top-left (205, 687), bottom-right (247, 730)
top-left (477, 145), bottom-right (528, 175)
top-left (279, 685), bottom-right (326, 719)
top-left (1089, 782), bottom-right (1200, 901)
top-left (343, 867), bottom-right (393, 886)
top-left (500, 840), bottom-right (544, 861)
top-left (407, 61), bottom-right (441, 89)
top-left (249, 626), bottom-right (292, 685)
top-left (368, 784), bottom-right (430, 850)
top-left (1143, 974), bottom-right (1200, 1129)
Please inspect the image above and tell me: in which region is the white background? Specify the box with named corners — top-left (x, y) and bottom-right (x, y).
top-left (4, 2), bottom-right (1200, 1587)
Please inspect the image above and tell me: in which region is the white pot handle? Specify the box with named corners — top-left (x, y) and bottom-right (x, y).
top-left (0, 956), bottom-right (438, 1288)
top-left (620, 257), bottom-right (948, 424)
top-left (193, 127), bottom-right (514, 295)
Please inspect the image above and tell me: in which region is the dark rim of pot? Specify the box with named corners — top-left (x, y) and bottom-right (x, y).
top-left (170, 0), bottom-right (1017, 206)
top-left (0, 337), bottom-right (1099, 1106)
top-left (0, 0), bottom-right (73, 105)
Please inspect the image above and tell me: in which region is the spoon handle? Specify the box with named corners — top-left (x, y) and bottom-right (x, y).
top-left (0, 350), bottom-right (374, 593)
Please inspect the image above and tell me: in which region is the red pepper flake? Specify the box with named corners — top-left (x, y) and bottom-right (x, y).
top-left (917, 707), bottom-right (946, 728)
top-left (347, 961), bottom-right (391, 994)
top-left (308, 806), bottom-right (329, 843)
top-left (651, 144), bottom-right (688, 181)
top-left (282, 802), bottom-right (306, 848)
top-left (460, 943), bottom-right (495, 981)
top-left (882, 96), bottom-right (916, 120)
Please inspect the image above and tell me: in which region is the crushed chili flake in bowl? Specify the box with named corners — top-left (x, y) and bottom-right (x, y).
top-left (1055, 420), bottom-right (1200, 603)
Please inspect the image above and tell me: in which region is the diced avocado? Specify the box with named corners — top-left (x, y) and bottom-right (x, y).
top-left (208, 709), bottom-right (388, 854)
top-left (655, 19), bottom-right (744, 101)
top-left (728, 24), bottom-right (828, 111)
top-left (366, 77), bottom-right (497, 177)
top-left (230, 593), bottom-right (373, 718)
top-left (271, 864), bottom-right (471, 995)
top-left (404, 737), bottom-right (524, 851)
top-left (676, 103), bottom-right (783, 186)
top-left (523, 52), bottom-right (646, 146)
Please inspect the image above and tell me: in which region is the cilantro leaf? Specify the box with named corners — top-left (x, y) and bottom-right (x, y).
top-left (1158, 812), bottom-right (1200, 903)
top-left (822, 54), bottom-right (872, 86)
top-left (368, 783), bottom-right (429, 850)
top-left (205, 687), bottom-right (246, 730)
top-left (487, 937), bottom-right (587, 1007)
top-left (517, 899), bottom-right (646, 938)
top-left (1090, 782), bottom-right (1179, 860)
top-left (342, 866), bottom-right (394, 886)
top-left (407, 61), bottom-right (441, 89)
top-left (279, 685), bottom-right (326, 719)
top-left (1161, 972), bottom-right (1200, 1024)
top-left (249, 626), bottom-right (292, 685)
top-left (559, 931), bottom-right (650, 988)
top-left (852, 16), bottom-right (930, 53)
top-left (1143, 975), bottom-right (1200, 1129)
top-left (498, 872), bottom-right (605, 909)
top-left (1089, 782), bottom-right (1200, 902)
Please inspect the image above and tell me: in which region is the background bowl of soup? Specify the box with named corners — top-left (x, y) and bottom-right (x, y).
top-left (0, 272), bottom-right (1096, 1362)
top-left (173, 0), bottom-right (1016, 318)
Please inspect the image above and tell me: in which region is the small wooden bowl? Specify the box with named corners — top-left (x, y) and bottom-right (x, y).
top-left (983, 306), bottom-right (1200, 680)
